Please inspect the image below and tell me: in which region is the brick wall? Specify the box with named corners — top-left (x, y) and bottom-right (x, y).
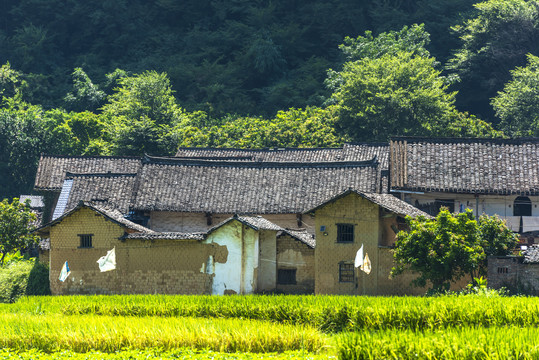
top-left (49, 207), bottom-right (214, 295)
top-left (488, 256), bottom-right (539, 295)
top-left (276, 234), bottom-right (314, 294)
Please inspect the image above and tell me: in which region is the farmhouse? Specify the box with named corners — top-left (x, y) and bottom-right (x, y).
top-left (34, 144), bottom-right (435, 295)
top-left (390, 137), bottom-right (539, 239)
top-left (35, 137), bottom-right (539, 296)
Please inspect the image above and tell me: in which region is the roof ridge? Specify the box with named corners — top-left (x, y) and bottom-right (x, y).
top-left (390, 136), bottom-right (539, 144)
top-left (65, 172), bottom-right (138, 178)
top-left (40, 153), bottom-right (143, 160)
top-left (144, 155), bottom-right (379, 168)
top-left (175, 146), bottom-right (345, 152)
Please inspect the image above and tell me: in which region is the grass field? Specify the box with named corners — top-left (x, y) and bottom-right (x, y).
top-left (2, 294), bottom-right (539, 359)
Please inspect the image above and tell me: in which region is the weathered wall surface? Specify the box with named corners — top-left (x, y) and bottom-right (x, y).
top-left (49, 208), bottom-right (216, 295)
top-left (314, 193), bottom-right (379, 295)
top-left (487, 256), bottom-right (539, 295)
top-left (258, 230), bottom-right (276, 292)
top-left (150, 211), bottom-right (313, 233)
top-left (276, 234), bottom-right (314, 294)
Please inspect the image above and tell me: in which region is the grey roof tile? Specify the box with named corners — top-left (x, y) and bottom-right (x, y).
top-left (19, 195), bottom-right (44, 208)
top-left (122, 232), bottom-right (205, 241)
top-left (305, 189), bottom-right (431, 218)
top-left (63, 173), bottom-right (138, 214)
top-left (390, 137), bottom-right (539, 195)
top-left (133, 157), bottom-right (381, 213)
top-left (280, 229), bottom-right (316, 248)
top-left (34, 154), bottom-right (141, 191)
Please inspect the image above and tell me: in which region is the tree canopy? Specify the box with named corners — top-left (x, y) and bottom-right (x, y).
top-left (0, 198), bottom-right (39, 264)
top-left (391, 209), bottom-right (518, 291)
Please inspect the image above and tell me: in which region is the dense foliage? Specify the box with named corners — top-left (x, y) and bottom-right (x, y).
top-left (4, 1), bottom-right (539, 198)
top-left (0, 199), bottom-right (39, 264)
top-left (391, 209), bottom-right (518, 291)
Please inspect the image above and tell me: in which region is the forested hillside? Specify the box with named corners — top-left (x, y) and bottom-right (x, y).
top-left (2, 0), bottom-right (539, 198)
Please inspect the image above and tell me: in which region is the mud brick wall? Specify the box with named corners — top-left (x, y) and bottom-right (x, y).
top-left (49, 208), bottom-right (214, 295)
top-left (276, 234), bottom-right (314, 294)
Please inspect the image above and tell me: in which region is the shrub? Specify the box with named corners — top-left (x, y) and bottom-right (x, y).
top-left (0, 259), bottom-right (50, 303)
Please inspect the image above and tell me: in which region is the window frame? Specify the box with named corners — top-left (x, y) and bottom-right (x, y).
top-left (277, 268), bottom-right (297, 285)
top-left (336, 223), bottom-right (354, 243)
top-left (78, 234), bottom-right (94, 249)
top-left (339, 262), bottom-right (355, 283)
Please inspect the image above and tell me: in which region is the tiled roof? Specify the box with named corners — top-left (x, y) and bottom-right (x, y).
top-left (63, 173), bottom-right (138, 214)
top-left (19, 195), bottom-right (44, 208)
top-left (305, 189), bottom-right (431, 218)
top-left (133, 156), bottom-right (381, 213)
top-left (122, 232), bottom-right (205, 241)
top-left (37, 201), bottom-right (152, 234)
top-left (207, 215), bottom-right (284, 234)
top-left (34, 154), bottom-right (141, 191)
top-left (175, 147), bottom-right (347, 162)
top-left (524, 245), bottom-right (539, 263)
top-left (343, 143), bottom-right (389, 169)
top-left (390, 137), bottom-right (539, 195)
top-left (175, 144), bottom-right (389, 166)
top-left (280, 229), bottom-right (316, 248)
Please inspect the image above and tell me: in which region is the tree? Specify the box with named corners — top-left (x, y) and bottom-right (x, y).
top-left (391, 209), bottom-right (517, 291)
top-left (329, 51), bottom-right (457, 141)
top-left (448, 0), bottom-right (539, 121)
top-left (173, 106), bottom-right (345, 149)
top-left (327, 26), bottom-right (501, 142)
top-left (63, 68), bottom-right (106, 112)
top-left (0, 198), bottom-right (39, 264)
top-left (491, 54), bottom-right (539, 136)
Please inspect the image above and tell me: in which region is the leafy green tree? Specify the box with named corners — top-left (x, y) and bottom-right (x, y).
top-left (392, 209), bottom-right (517, 291)
top-left (0, 198), bottom-right (39, 264)
top-left (329, 51), bottom-right (457, 141)
top-left (448, 0), bottom-right (539, 121)
top-left (173, 106), bottom-right (345, 149)
top-left (64, 68), bottom-right (106, 112)
top-left (491, 54), bottom-right (539, 136)
top-left (477, 214), bottom-right (519, 276)
top-left (338, 24), bottom-right (431, 62)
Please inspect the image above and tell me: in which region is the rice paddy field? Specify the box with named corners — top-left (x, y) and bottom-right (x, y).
top-left (2, 294), bottom-right (539, 359)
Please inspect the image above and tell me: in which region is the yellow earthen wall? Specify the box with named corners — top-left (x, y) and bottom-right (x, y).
top-left (315, 193), bottom-right (380, 295)
top-left (276, 234), bottom-right (314, 294)
top-left (49, 208), bottom-right (215, 295)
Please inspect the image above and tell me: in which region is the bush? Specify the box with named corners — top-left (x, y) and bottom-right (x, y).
top-left (0, 259), bottom-right (50, 303)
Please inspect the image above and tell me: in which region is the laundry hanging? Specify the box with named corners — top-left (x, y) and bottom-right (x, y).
top-left (59, 261), bottom-right (71, 282)
top-left (97, 247), bottom-right (116, 272)
top-left (354, 244), bottom-right (364, 268)
top-left (361, 253), bottom-right (371, 274)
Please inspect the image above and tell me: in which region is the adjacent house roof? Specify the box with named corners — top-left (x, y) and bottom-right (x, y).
top-left (34, 154), bottom-right (141, 191)
top-left (175, 147), bottom-right (347, 162)
top-left (132, 156), bottom-right (381, 214)
top-left (207, 215), bottom-right (284, 234)
top-left (19, 195), bottom-right (44, 208)
top-left (122, 232), bottom-right (205, 241)
top-left (390, 137), bottom-right (539, 195)
top-left (305, 189), bottom-right (431, 218)
top-left (524, 245), bottom-right (539, 263)
top-left (61, 173), bottom-right (138, 214)
top-left (280, 229), bottom-right (316, 248)
top-left (175, 143), bottom-right (389, 167)
top-left (37, 201), bottom-right (152, 234)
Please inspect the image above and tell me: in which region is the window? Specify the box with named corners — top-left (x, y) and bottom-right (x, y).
top-left (339, 262), bottom-right (354, 283)
top-left (514, 196), bottom-right (532, 217)
top-left (337, 224), bottom-right (354, 243)
top-left (497, 267), bottom-right (509, 274)
top-left (78, 234), bottom-right (93, 248)
top-left (278, 269), bottom-right (297, 285)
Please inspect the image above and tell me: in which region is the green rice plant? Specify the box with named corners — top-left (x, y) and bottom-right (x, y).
top-left (0, 313), bottom-right (326, 354)
top-left (337, 326), bottom-right (539, 360)
top-left (6, 294), bottom-right (539, 332)
top-left (0, 348), bottom-right (330, 359)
